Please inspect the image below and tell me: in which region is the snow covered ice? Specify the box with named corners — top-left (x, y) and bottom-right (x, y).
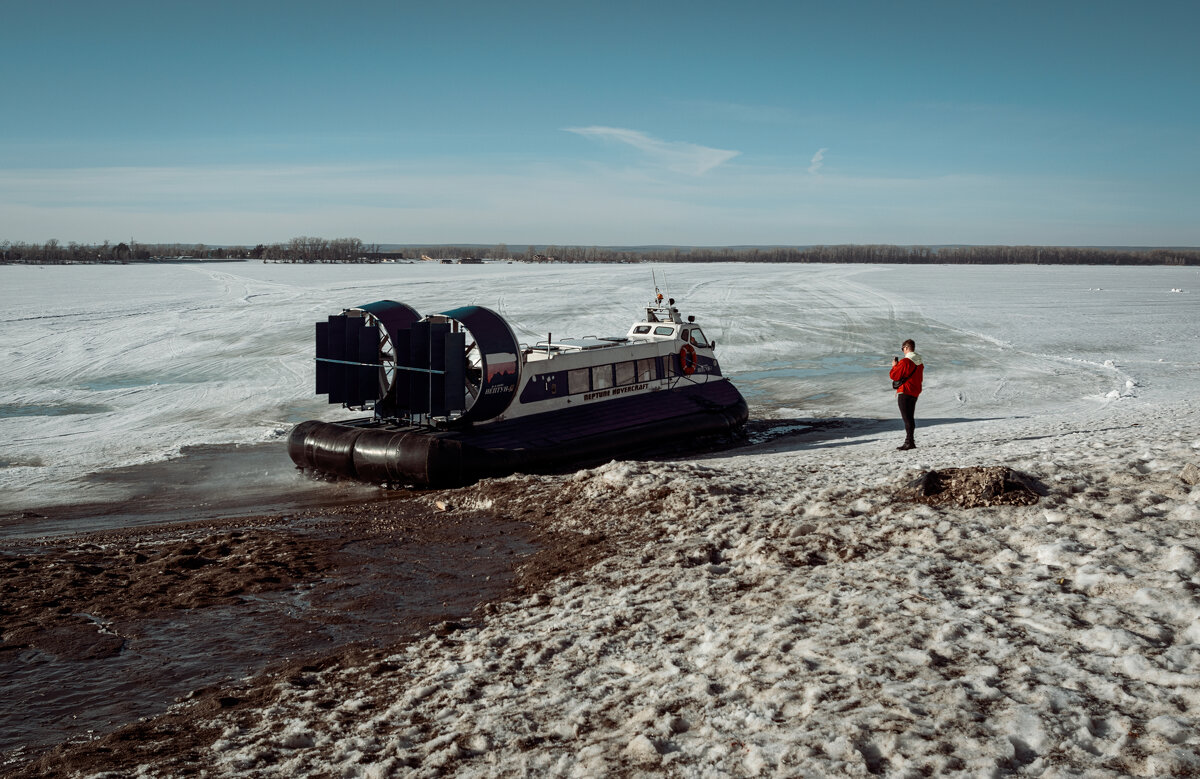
top-left (3, 261), bottom-right (1200, 776)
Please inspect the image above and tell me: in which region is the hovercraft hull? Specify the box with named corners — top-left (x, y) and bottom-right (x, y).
top-left (289, 380), bottom-right (747, 488)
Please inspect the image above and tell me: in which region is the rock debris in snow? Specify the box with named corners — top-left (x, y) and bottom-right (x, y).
top-left (901, 466), bottom-right (1046, 508)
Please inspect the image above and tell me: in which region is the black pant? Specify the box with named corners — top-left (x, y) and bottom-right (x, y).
top-left (897, 393), bottom-right (917, 444)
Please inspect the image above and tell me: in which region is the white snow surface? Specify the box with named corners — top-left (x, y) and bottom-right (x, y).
top-left (4, 261), bottom-right (1200, 776)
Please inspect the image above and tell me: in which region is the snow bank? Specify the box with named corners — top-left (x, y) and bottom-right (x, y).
top-left (167, 398), bottom-right (1200, 777)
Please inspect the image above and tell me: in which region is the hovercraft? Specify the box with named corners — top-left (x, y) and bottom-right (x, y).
top-left (288, 293), bottom-right (748, 487)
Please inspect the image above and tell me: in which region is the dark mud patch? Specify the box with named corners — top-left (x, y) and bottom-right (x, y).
top-left (4, 480), bottom-right (620, 777)
top-left (1, 504), bottom-right (530, 768)
top-left (900, 466), bottom-right (1047, 508)
top-left (1, 525), bottom-right (336, 659)
top-left (468, 491), bottom-right (617, 600)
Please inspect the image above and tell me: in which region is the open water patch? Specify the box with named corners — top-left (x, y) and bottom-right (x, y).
top-left (734, 353), bottom-right (886, 405)
top-left (0, 403), bottom-right (111, 419)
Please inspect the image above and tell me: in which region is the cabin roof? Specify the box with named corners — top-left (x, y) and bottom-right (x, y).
top-left (538, 336), bottom-right (628, 351)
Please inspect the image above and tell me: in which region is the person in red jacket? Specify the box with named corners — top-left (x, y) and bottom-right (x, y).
top-left (889, 339), bottom-right (924, 450)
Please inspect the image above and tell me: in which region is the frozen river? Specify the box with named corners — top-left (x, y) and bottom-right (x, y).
top-left (1, 260), bottom-right (1196, 518)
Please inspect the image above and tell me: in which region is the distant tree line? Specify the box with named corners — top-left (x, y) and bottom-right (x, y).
top-left (255, 237), bottom-right (383, 262)
top-left (0, 239), bottom-right (235, 264)
top-left (517, 244), bottom-right (1200, 266)
top-left (3, 238), bottom-right (1197, 266)
top-left (0, 237), bottom-right (384, 264)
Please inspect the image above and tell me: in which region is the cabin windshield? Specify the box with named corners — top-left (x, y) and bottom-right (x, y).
top-left (690, 328), bottom-right (709, 347)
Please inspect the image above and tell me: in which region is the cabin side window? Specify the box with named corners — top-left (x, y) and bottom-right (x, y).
top-left (633, 325), bottom-right (651, 334)
top-left (568, 368), bottom-right (590, 394)
top-left (592, 364), bottom-right (614, 390)
top-left (653, 326), bottom-right (675, 336)
top-left (635, 358), bottom-right (657, 382)
top-left (615, 361), bottom-right (636, 386)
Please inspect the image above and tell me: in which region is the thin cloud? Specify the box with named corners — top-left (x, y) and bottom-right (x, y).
top-left (808, 147), bottom-right (828, 174)
top-left (3, 160), bottom-right (1185, 247)
top-left (565, 126), bottom-right (739, 175)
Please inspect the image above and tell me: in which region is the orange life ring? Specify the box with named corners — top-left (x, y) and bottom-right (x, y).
top-left (679, 343), bottom-right (698, 375)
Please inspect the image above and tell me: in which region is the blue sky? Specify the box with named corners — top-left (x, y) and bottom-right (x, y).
top-left (2, 0), bottom-right (1197, 246)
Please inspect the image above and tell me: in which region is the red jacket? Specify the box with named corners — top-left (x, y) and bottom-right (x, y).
top-left (890, 353), bottom-right (923, 397)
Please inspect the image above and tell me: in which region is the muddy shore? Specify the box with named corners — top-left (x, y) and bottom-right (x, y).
top-left (1, 486), bottom-right (612, 776)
